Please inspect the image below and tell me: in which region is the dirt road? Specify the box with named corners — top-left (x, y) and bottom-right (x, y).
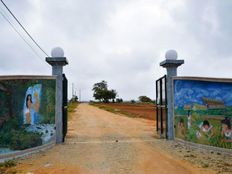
top-left (15, 104), bottom-right (211, 174)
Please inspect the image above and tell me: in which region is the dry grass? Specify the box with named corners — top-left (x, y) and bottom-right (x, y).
top-left (90, 102), bottom-right (156, 120)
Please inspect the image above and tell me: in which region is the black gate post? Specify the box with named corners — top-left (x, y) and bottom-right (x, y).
top-left (155, 80), bottom-right (159, 132)
top-left (62, 74), bottom-right (68, 142)
top-left (160, 77), bottom-right (163, 135)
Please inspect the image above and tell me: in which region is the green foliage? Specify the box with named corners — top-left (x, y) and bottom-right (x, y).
top-left (70, 95), bottom-right (78, 102)
top-left (175, 108), bottom-right (188, 115)
top-left (9, 130), bottom-right (42, 150)
top-left (175, 111), bottom-right (232, 149)
top-left (0, 160), bottom-right (16, 168)
top-left (130, 100), bottom-right (136, 103)
top-left (175, 106), bottom-right (232, 117)
top-left (138, 96), bottom-right (152, 103)
top-left (40, 80), bottom-right (56, 124)
top-left (0, 160), bottom-right (17, 174)
top-left (186, 128), bottom-right (197, 142)
top-left (0, 118), bottom-right (42, 150)
top-left (116, 98), bottom-right (123, 103)
top-left (68, 102), bottom-right (79, 113)
top-left (92, 81), bottom-right (117, 102)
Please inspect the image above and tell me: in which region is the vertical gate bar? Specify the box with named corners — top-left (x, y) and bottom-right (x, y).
top-left (156, 80), bottom-right (158, 131)
top-left (164, 75), bottom-right (168, 138)
top-left (160, 78), bottom-right (163, 135)
top-left (62, 74), bottom-right (68, 142)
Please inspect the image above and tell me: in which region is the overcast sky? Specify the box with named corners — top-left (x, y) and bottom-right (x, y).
top-left (0, 0), bottom-right (232, 101)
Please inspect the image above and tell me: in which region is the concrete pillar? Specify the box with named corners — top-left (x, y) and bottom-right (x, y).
top-left (46, 48), bottom-right (68, 144)
top-left (160, 50), bottom-right (184, 140)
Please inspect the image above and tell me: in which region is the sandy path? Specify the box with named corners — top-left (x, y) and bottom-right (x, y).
top-left (15, 103), bottom-right (210, 174)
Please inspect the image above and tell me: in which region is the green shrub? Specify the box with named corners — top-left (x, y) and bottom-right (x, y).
top-left (9, 131), bottom-right (42, 150)
top-left (0, 118), bottom-right (42, 150)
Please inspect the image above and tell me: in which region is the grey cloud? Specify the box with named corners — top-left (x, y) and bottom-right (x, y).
top-left (1, 0), bottom-right (232, 101)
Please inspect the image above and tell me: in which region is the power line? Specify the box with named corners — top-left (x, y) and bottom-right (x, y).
top-left (0, 0), bottom-right (49, 57)
top-left (0, 9), bottom-right (47, 64)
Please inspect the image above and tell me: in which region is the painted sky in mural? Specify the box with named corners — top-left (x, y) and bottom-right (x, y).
top-left (174, 80), bottom-right (232, 108)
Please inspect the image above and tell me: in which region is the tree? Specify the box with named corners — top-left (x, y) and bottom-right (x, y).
top-left (138, 96), bottom-right (152, 103)
top-left (116, 98), bottom-right (123, 103)
top-left (92, 81), bottom-right (117, 102)
top-left (131, 99), bottom-right (136, 104)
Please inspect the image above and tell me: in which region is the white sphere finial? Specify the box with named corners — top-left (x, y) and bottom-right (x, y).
top-left (51, 47), bottom-right (64, 57)
top-left (165, 50), bottom-right (178, 60)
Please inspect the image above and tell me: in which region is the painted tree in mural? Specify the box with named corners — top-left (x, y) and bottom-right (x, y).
top-left (0, 82), bottom-right (13, 127)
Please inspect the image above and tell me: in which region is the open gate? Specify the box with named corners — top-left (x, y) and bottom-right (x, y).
top-left (156, 75), bottom-right (168, 138)
top-left (62, 74), bottom-right (68, 142)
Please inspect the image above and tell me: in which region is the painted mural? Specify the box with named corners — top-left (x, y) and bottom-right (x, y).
top-left (0, 78), bottom-right (56, 154)
top-left (174, 79), bottom-right (232, 149)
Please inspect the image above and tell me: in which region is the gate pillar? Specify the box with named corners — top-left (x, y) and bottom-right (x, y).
top-left (160, 50), bottom-right (184, 140)
top-left (46, 47), bottom-right (68, 144)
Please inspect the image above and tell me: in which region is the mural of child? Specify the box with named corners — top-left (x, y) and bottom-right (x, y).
top-left (187, 110), bottom-right (192, 129)
top-left (221, 118), bottom-right (232, 143)
top-left (176, 118), bottom-right (186, 138)
top-left (25, 94), bottom-right (33, 124)
top-left (196, 120), bottom-right (214, 140)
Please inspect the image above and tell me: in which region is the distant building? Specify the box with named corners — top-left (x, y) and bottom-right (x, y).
top-left (202, 97), bottom-right (225, 109)
top-left (192, 104), bottom-right (207, 111)
top-left (183, 104), bottom-right (207, 111)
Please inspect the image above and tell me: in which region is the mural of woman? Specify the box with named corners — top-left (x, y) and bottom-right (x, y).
top-left (23, 84), bottom-right (42, 125)
top-left (221, 118), bottom-right (232, 143)
top-left (25, 94), bottom-right (33, 124)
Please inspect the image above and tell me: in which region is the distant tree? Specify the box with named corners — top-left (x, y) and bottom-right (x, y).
top-left (70, 95), bottom-right (78, 102)
top-left (108, 89), bottom-right (117, 102)
top-left (130, 100), bottom-right (136, 104)
top-left (138, 96), bottom-right (152, 103)
top-left (116, 98), bottom-right (123, 103)
top-left (92, 81), bottom-right (117, 102)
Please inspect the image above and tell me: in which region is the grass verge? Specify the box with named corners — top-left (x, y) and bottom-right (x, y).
top-left (0, 160), bottom-right (17, 174)
top-left (68, 102), bottom-right (79, 120)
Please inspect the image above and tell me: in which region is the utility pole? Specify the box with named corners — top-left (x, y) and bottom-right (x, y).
top-left (79, 89), bottom-right (81, 102)
top-left (72, 83), bottom-right (74, 98)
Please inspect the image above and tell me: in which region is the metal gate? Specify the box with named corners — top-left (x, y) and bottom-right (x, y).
top-left (156, 75), bottom-right (167, 138)
top-left (62, 74), bottom-right (68, 142)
